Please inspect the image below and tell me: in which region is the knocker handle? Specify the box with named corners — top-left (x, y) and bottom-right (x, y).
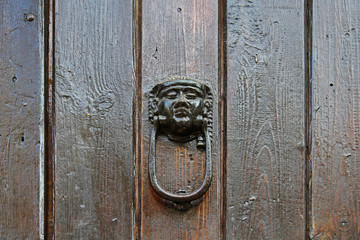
top-left (148, 120), bottom-right (212, 206)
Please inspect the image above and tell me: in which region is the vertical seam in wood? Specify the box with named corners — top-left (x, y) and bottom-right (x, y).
top-left (44, 0), bottom-right (56, 239)
top-left (39, 0), bottom-right (45, 238)
top-left (219, 0), bottom-right (227, 239)
top-left (305, 0), bottom-right (313, 239)
top-left (133, 0), bottom-right (142, 239)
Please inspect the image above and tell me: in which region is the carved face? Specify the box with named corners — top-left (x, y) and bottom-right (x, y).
top-left (149, 77), bottom-right (212, 144)
top-left (157, 85), bottom-right (204, 137)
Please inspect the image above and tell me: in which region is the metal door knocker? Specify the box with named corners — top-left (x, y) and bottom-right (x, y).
top-left (148, 76), bottom-right (213, 210)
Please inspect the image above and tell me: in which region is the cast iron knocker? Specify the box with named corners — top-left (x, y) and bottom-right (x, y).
top-left (148, 76), bottom-right (213, 210)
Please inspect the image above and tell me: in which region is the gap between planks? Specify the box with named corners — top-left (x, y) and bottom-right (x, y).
top-left (133, 0), bottom-right (142, 239)
top-left (304, 0), bottom-right (313, 239)
top-left (43, 0), bottom-right (56, 239)
top-left (219, 0), bottom-right (228, 239)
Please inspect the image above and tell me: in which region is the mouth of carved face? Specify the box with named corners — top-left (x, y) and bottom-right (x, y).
top-left (174, 107), bottom-right (190, 117)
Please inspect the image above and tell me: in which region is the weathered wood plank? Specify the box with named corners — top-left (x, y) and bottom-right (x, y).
top-left (311, 0), bottom-right (360, 239)
top-left (226, 1), bottom-right (306, 239)
top-left (54, 1), bottom-right (134, 238)
top-left (0, 0), bottom-right (41, 238)
top-left (140, 0), bottom-right (220, 238)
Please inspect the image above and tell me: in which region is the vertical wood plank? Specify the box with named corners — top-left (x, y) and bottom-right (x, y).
top-left (141, 0), bottom-right (220, 239)
top-left (54, 1), bottom-right (134, 238)
top-left (311, 0), bottom-right (360, 239)
top-left (0, 0), bottom-right (41, 238)
top-left (226, 0), bottom-right (306, 239)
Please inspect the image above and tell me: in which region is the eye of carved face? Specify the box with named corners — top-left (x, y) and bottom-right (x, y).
top-left (161, 87), bottom-right (203, 100)
top-left (164, 90), bottom-right (177, 99)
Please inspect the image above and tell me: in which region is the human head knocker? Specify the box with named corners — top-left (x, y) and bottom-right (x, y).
top-left (148, 76), bottom-right (213, 149)
top-left (148, 76), bottom-right (213, 209)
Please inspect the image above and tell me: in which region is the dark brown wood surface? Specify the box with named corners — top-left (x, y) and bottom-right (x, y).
top-left (139, 0), bottom-right (221, 239)
top-left (311, 0), bottom-right (360, 239)
top-left (53, 1), bottom-right (134, 239)
top-left (226, 1), bottom-right (306, 239)
top-left (2, 1), bottom-right (360, 239)
top-left (0, 0), bottom-right (41, 238)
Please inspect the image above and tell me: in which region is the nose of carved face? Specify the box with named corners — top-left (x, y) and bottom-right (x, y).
top-left (173, 97), bottom-right (190, 118)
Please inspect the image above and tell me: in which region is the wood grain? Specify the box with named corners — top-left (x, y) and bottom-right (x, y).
top-left (311, 0), bottom-right (360, 239)
top-left (0, 0), bottom-right (41, 238)
top-left (226, 0), bottom-right (306, 239)
top-left (140, 0), bottom-right (220, 238)
top-left (53, 1), bottom-right (134, 238)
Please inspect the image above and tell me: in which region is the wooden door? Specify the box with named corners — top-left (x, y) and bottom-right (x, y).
top-left (1, 0), bottom-right (360, 239)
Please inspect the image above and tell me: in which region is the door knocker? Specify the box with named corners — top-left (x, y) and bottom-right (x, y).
top-left (148, 76), bottom-right (213, 210)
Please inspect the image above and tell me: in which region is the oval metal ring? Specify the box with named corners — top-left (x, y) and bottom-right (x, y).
top-left (149, 120), bottom-right (212, 204)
